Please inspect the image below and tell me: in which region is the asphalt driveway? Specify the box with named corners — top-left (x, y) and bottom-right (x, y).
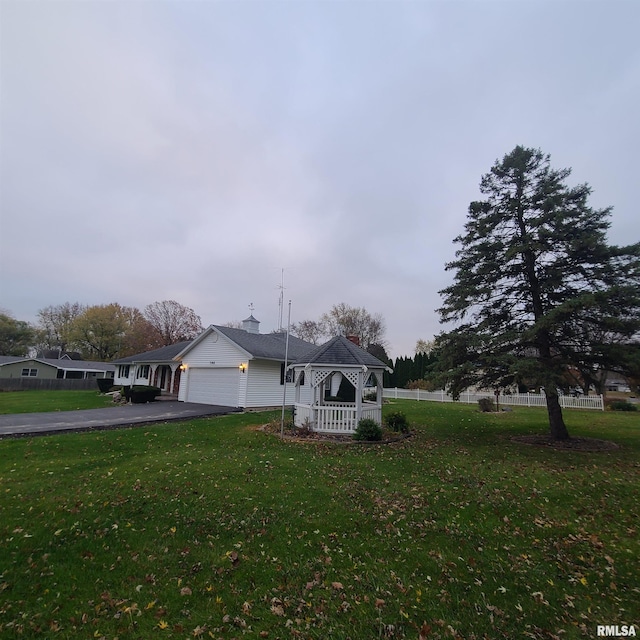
top-left (0, 402), bottom-right (238, 438)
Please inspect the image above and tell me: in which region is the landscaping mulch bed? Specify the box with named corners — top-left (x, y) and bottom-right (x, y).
top-left (258, 422), bottom-right (411, 445)
top-left (512, 434), bottom-right (620, 451)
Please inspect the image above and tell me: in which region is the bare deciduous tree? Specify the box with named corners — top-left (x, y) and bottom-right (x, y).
top-left (144, 300), bottom-right (203, 346)
top-left (290, 319), bottom-right (325, 345)
top-left (320, 303), bottom-right (386, 350)
top-left (36, 302), bottom-right (86, 353)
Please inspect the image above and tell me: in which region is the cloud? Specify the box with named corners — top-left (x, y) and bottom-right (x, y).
top-left (1, 0), bottom-right (638, 358)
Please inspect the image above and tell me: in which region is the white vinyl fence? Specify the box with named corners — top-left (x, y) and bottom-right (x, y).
top-left (383, 388), bottom-right (604, 411)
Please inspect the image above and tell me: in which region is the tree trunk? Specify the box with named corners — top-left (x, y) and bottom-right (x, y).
top-left (546, 391), bottom-right (570, 440)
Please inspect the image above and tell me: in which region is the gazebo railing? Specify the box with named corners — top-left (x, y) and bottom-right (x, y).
top-left (294, 403), bottom-right (313, 427)
top-left (294, 401), bottom-right (381, 433)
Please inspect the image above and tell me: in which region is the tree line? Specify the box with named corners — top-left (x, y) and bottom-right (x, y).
top-left (1, 300), bottom-right (393, 363)
top-left (0, 301), bottom-right (203, 361)
top-left (385, 343), bottom-right (438, 389)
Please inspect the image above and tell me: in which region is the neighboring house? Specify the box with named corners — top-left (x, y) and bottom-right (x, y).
top-left (175, 315), bottom-right (316, 408)
top-left (112, 341), bottom-right (191, 395)
top-left (604, 373), bottom-right (632, 393)
top-left (37, 350), bottom-right (84, 360)
top-left (0, 355), bottom-right (114, 380)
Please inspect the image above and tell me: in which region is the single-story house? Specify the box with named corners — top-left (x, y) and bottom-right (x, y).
top-left (175, 316), bottom-right (316, 408)
top-left (111, 317), bottom-right (394, 433)
top-left (0, 355), bottom-right (115, 380)
top-left (111, 315), bottom-right (317, 408)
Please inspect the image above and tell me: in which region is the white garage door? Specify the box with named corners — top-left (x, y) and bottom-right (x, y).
top-left (186, 368), bottom-right (240, 407)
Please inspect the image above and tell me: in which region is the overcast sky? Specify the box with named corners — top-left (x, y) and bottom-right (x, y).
top-left (1, 0), bottom-right (638, 358)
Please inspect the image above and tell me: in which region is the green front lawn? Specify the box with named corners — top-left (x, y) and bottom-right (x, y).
top-left (0, 400), bottom-right (637, 639)
top-left (0, 390), bottom-right (113, 414)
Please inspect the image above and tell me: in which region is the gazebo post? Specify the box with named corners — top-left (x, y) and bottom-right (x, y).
top-left (355, 369), bottom-right (363, 425)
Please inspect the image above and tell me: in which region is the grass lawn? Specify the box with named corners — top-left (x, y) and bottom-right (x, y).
top-left (0, 400), bottom-right (638, 639)
top-left (0, 390), bottom-right (113, 414)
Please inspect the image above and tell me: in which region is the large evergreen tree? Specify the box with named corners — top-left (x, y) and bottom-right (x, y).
top-left (437, 146), bottom-right (640, 439)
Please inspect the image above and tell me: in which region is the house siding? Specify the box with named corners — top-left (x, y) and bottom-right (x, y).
top-left (244, 360), bottom-right (308, 408)
top-left (113, 366), bottom-right (152, 387)
top-left (175, 334), bottom-right (306, 408)
top-left (182, 331), bottom-right (248, 367)
top-left (178, 370), bottom-right (188, 401)
top-left (114, 368), bottom-right (135, 387)
top-left (1, 358), bottom-right (115, 383)
top-left (0, 360), bottom-right (59, 379)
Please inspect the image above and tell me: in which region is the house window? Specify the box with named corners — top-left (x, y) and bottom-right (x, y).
top-left (137, 365), bottom-right (150, 379)
top-left (298, 371), bottom-right (305, 386)
top-left (118, 365), bottom-right (130, 378)
top-left (280, 363), bottom-right (294, 385)
top-left (21, 368), bottom-right (38, 377)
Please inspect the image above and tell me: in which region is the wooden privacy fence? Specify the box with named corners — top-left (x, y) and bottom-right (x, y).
top-left (0, 378), bottom-right (100, 392)
top-left (383, 388), bottom-right (605, 411)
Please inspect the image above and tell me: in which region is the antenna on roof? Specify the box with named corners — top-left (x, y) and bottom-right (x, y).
top-left (277, 269), bottom-right (285, 331)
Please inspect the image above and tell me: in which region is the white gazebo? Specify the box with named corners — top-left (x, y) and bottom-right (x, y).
top-left (290, 336), bottom-right (392, 434)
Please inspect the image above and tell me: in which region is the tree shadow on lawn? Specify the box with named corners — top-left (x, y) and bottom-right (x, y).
top-left (510, 434), bottom-right (620, 452)
top-left (473, 408), bottom-right (623, 452)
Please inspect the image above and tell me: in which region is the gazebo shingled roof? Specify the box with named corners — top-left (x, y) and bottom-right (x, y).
top-left (292, 335), bottom-right (388, 369)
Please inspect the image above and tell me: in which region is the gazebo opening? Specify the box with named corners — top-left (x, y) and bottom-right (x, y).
top-left (326, 373), bottom-right (356, 402)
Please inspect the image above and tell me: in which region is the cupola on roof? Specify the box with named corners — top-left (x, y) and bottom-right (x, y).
top-left (242, 314), bottom-right (260, 334)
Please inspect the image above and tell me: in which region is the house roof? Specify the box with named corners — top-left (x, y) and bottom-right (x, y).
top-left (174, 325), bottom-right (316, 362)
top-left (37, 350), bottom-right (84, 360)
top-left (292, 335), bottom-right (389, 368)
top-left (213, 325), bottom-right (316, 361)
top-left (0, 355), bottom-right (114, 372)
top-left (112, 340), bottom-right (193, 364)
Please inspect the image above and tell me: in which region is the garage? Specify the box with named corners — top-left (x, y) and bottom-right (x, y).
top-left (185, 367), bottom-right (240, 407)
